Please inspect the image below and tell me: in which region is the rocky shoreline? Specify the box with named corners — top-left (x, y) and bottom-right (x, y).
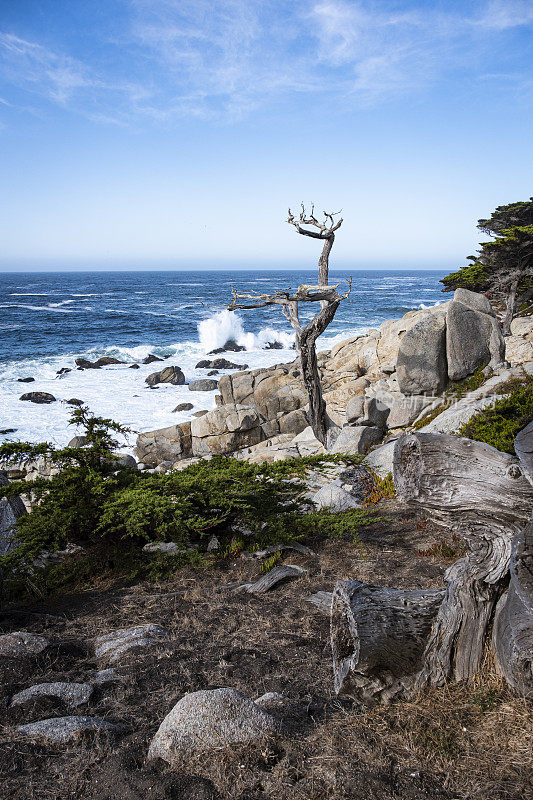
top-left (133, 288), bottom-right (533, 471)
top-left (3, 288), bottom-right (532, 486)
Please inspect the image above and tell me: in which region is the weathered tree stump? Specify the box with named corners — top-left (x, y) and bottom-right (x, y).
top-left (394, 433), bottom-right (532, 688)
top-left (330, 432), bottom-right (533, 701)
top-left (331, 580), bottom-right (444, 702)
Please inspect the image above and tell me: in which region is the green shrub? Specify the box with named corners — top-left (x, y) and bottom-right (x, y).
top-left (0, 408), bottom-right (372, 588)
top-left (459, 375), bottom-right (533, 454)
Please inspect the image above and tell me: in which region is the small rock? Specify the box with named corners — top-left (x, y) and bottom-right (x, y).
top-left (207, 536), bottom-right (220, 552)
top-left (94, 624), bottom-right (167, 664)
top-left (17, 377), bottom-right (35, 383)
top-left (254, 692), bottom-right (289, 712)
top-left (93, 668), bottom-right (121, 685)
top-left (173, 402), bottom-right (194, 412)
top-left (20, 392), bottom-right (56, 404)
top-left (68, 435), bottom-right (87, 448)
top-left (11, 682), bottom-right (93, 709)
top-left (142, 541), bottom-right (181, 555)
top-left (207, 370), bottom-right (219, 376)
top-left (146, 366), bottom-right (185, 386)
top-left (94, 357), bottom-right (124, 367)
top-left (208, 339), bottom-right (246, 354)
top-left (193, 409), bottom-right (209, 417)
top-left (17, 716), bottom-right (122, 744)
top-left (66, 398), bottom-right (84, 406)
top-left (0, 631), bottom-right (49, 657)
top-left (143, 354), bottom-right (163, 365)
top-left (265, 341), bottom-right (284, 350)
top-left (147, 688), bottom-right (279, 763)
top-left (0, 428), bottom-right (17, 434)
top-left (188, 379), bottom-right (218, 392)
top-left (56, 367), bottom-right (71, 375)
top-left (312, 483), bottom-right (361, 512)
top-left (129, 363), bottom-right (140, 369)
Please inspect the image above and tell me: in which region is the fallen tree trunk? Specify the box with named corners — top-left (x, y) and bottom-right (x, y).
top-left (331, 581), bottom-right (444, 702)
top-left (330, 432), bottom-right (533, 701)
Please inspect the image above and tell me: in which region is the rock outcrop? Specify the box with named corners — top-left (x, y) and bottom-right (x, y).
top-left (134, 294), bottom-right (532, 468)
top-left (135, 422), bottom-right (192, 467)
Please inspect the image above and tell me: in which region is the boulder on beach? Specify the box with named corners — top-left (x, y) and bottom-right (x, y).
top-left (20, 392), bottom-right (56, 404)
top-left (189, 379), bottom-right (218, 392)
top-left (145, 366), bottom-right (185, 386)
top-left (56, 367), bottom-right (71, 375)
top-left (17, 377), bottom-right (35, 383)
top-left (66, 398), bottom-right (84, 406)
top-left (143, 354), bottom-right (163, 365)
top-left (209, 339), bottom-right (246, 354)
top-left (195, 358), bottom-right (248, 370)
top-left (75, 356), bottom-right (123, 369)
top-left (173, 402), bottom-right (194, 412)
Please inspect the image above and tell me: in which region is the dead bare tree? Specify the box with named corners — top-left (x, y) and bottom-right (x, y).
top-left (228, 205), bottom-right (349, 445)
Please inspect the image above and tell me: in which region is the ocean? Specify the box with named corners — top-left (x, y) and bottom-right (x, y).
top-left (0, 269), bottom-right (448, 449)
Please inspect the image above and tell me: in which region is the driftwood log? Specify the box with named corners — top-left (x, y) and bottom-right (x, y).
top-left (331, 432), bottom-right (533, 700)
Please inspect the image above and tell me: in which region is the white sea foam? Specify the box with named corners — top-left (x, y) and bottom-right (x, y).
top-left (0, 314), bottom-right (302, 451)
top-left (197, 310), bottom-right (293, 353)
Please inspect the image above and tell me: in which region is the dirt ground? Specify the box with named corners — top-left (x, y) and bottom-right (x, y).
top-left (0, 501), bottom-right (531, 800)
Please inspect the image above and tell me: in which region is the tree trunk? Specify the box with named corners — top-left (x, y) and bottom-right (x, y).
top-left (318, 234), bottom-right (334, 285)
top-left (493, 421), bottom-right (533, 696)
top-left (297, 299), bottom-right (340, 445)
top-left (502, 277), bottom-right (519, 336)
top-left (493, 518), bottom-right (533, 697)
top-left (393, 433), bottom-right (533, 688)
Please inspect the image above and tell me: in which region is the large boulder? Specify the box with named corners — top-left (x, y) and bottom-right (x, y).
top-left (446, 288), bottom-right (506, 381)
top-left (145, 366), bottom-right (185, 386)
top-left (147, 688), bottom-right (279, 762)
top-left (134, 422), bottom-right (192, 467)
top-left (396, 309), bottom-right (448, 395)
top-left (330, 425), bottom-right (383, 455)
top-left (191, 404), bottom-right (263, 456)
top-left (386, 395), bottom-right (435, 428)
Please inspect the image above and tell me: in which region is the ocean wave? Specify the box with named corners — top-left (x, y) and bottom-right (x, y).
top-left (0, 303), bottom-right (76, 313)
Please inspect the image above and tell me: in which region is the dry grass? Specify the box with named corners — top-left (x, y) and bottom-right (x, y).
top-left (0, 501), bottom-right (531, 800)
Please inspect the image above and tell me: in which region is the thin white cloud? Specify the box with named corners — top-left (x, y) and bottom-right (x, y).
top-left (0, 1), bottom-right (532, 125)
top-left (477, 0), bottom-right (533, 30)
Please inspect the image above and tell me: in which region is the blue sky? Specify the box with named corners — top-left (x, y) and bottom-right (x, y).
top-left (1, 0), bottom-right (532, 271)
